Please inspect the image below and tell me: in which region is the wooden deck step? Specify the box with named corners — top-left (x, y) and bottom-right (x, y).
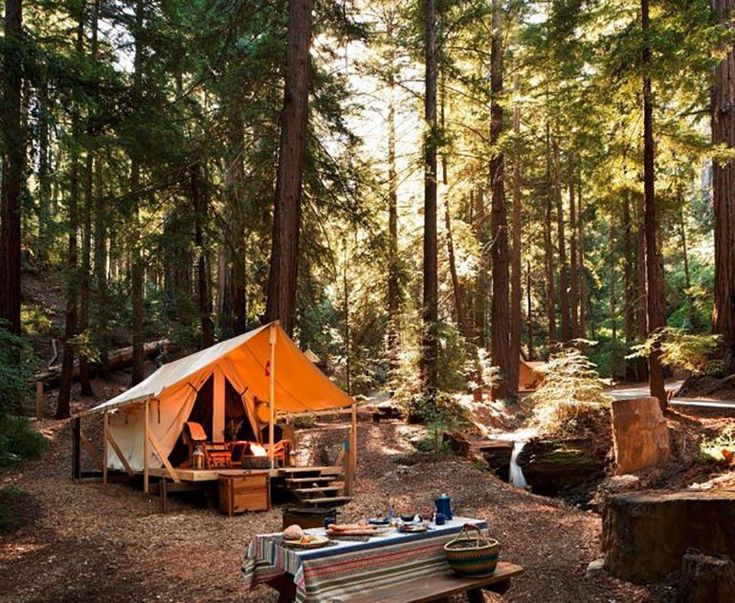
top-left (292, 486), bottom-right (342, 495)
top-left (279, 466), bottom-right (343, 476)
top-left (286, 476), bottom-right (342, 485)
top-left (306, 496), bottom-right (352, 506)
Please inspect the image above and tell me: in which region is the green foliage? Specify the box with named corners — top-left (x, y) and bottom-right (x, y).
top-left (529, 348), bottom-right (612, 438)
top-left (627, 327), bottom-right (721, 375)
top-left (0, 323), bottom-right (31, 414)
top-left (699, 430), bottom-right (735, 463)
top-left (407, 390), bottom-right (470, 453)
top-left (0, 415), bottom-right (48, 469)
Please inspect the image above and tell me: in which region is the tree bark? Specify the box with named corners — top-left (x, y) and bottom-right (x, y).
top-left (489, 0), bottom-right (511, 401)
top-left (445, 198), bottom-right (467, 338)
top-left (421, 0), bottom-right (439, 391)
top-left (527, 260), bottom-right (535, 360)
top-left (568, 158), bottom-right (579, 339)
top-left (36, 80), bottom-right (51, 266)
top-left (0, 0), bottom-right (24, 336)
top-left (387, 41), bottom-right (400, 372)
top-left (636, 193), bottom-right (649, 381)
top-left (578, 173), bottom-right (587, 340)
top-left (93, 156), bottom-right (109, 370)
top-left (623, 192), bottom-right (638, 381)
top-left (544, 123), bottom-right (557, 345)
top-left (265, 0), bottom-right (313, 336)
top-left (474, 188), bottom-right (488, 348)
top-left (712, 0), bottom-right (735, 373)
top-left (553, 137), bottom-right (571, 342)
top-left (642, 0), bottom-right (667, 408)
top-left (57, 10), bottom-right (84, 419)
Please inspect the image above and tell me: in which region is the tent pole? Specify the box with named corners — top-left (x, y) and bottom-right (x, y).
top-left (144, 399), bottom-right (150, 494)
top-left (102, 412), bottom-right (109, 485)
top-left (349, 402), bottom-right (357, 495)
top-left (269, 323), bottom-right (276, 470)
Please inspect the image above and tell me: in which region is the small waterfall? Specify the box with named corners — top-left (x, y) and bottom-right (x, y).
top-left (509, 441), bottom-right (528, 488)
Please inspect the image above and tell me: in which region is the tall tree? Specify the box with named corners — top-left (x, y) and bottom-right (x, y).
top-left (508, 75), bottom-right (523, 399)
top-left (421, 0), bottom-right (439, 391)
top-left (265, 0), bottom-right (313, 336)
top-left (0, 0), bottom-right (24, 336)
top-left (386, 18), bottom-right (400, 373)
top-left (642, 0), bottom-right (667, 408)
top-left (489, 0), bottom-right (512, 400)
top-left (712, 0), bottom-right (735, 374)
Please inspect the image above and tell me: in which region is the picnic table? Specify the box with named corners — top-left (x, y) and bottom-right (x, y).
top-left (242, 517), bottom-right (523, 602)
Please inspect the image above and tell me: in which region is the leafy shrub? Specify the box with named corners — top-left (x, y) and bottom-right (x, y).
top-left (0, 322), bottom-right (31, 414)
top-left (627, 327), bottom-right (721, 375)
top-left (529, 348), bottom-right (612, 438)
top-left (0, 414), bottom-right (48, 469)
top-left (407, 390), bottom-right (470, 453)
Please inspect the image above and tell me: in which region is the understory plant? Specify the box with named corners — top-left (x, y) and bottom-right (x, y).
top-left (627, 327), bottom-right (722, 376)
top-left (529, 347), bottom-right (612, 438)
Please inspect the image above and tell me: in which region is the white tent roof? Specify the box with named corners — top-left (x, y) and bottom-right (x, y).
top-left (83, 322), bottom-right (352, 416)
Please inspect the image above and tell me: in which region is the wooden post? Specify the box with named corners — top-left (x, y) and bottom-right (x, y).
top-left (72, 417), bottom-right (81, 479)
top-left (102, 412), bottom-right (109, 485)
top-left (35, 381), bottom-right (44, 420)
top-left (144, 399), bottom-right (150, 494)
top-left (348, 403), bottom-right (357, 495)
top-left (269, 323), bottom-right (276, 470)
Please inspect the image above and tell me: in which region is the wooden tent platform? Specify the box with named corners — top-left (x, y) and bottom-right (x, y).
top-left (148, 465), bottom-right (343, 483)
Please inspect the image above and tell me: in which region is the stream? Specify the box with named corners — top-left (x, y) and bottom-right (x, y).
top-left (509, 441), bottom-right (528, 488)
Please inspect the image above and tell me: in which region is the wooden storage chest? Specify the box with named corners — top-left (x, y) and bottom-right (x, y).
top-left (218, 473), bottom-right (270, 516)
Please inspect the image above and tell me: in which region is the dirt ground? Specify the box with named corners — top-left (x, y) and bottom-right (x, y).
top-left (0, 379), bottom-right (666, 603)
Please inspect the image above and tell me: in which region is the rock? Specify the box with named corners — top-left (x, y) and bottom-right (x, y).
top-left (601, 474), bottom-right (641, 493)
top-left (678, 549), bottom-right (735, 603)
top-left (602, 490), bottom-right (735, 584)
top-left (586, 558), bottom-right (606, 575)
top-left (611, 397), bottom-right (670, 473)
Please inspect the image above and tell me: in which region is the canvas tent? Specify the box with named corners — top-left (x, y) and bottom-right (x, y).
top-left (83, 322), bottom-right (353, 479)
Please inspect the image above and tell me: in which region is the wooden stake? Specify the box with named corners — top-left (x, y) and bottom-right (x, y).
top-left (269, 323), bottom-right (276, 470)
top-left (35, 381), bottom-right (44, 420)
top-left (102, 412), bottom-right (109, 484)
top-left (348, 402), bottom-right (357, 495)
top-left (147, 429), bottom-right (181, 483)
top-left (106, 430), bottom-right (135, 476)
top-left (144, 399), bottom-right (150, 494)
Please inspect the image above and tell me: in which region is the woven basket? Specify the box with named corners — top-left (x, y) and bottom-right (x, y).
top-left (444, 524), bottom-right (500, 578)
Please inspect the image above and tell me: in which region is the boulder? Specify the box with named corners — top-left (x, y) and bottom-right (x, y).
top-left (678, 549), bottom-right (735, 603)
top-left (611, 397), bottom-right (670, 473)
top-left (602, 490), bottom-right (735, 584)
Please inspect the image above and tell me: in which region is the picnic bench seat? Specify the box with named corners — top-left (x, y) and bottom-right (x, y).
top-left (347, 562), bottom-right (524, 603)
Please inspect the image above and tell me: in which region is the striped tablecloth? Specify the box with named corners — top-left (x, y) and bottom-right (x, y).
top-left (242, 517), bottom-right (487, 603)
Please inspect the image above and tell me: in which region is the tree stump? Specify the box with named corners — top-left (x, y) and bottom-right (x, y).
top-left (610, 396), bottom-right (670, 473)
top-left (602, 491), bottom-right (735, 583)
top-left (678, 549), bottom-right (735, 603)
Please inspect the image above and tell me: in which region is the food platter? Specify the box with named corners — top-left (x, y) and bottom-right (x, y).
top-left (398, 524), bottom-right (428, 533)
top-left (327, 524), bottom-right (393, 538)
top-left (282, 535), bottom-right (331, 549)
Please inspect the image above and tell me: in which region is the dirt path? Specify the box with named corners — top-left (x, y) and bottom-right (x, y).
top-left (0, 407), bottom-right (659, 603)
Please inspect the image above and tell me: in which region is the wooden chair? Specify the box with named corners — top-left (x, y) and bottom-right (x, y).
top-left (263, 439), bottom-right (292, 467)
top-left (183, 421), bottom-right (231, 469)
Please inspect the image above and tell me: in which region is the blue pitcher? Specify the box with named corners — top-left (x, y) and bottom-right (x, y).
top-left (434, 494), bottom-right (453, 520)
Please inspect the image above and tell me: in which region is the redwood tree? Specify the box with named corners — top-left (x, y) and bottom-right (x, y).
top-left (265, 0), bottom-right (313, 336)
top-left (489, 0), bottom-right (512, 401)
top-left (0, 0), bottom-right (24, 336)
top-left (421, 0), bottom-right (439, 392)
top-left (712, 0), bottom-right (735, 374)
top-left (642, 0), bottom-right (667, 408)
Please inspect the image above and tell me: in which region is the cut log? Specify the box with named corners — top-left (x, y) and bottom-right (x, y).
top-left (611, 397), bottom-right (670, 474)
top-left (30, 339), bottom-right (174, 386)
top-left (602, 490), bottom-right (735, 584)
top-left (678, 549), bottom-right (735, 603)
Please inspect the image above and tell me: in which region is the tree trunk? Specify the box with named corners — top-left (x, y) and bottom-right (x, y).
top-left (57, 11), bottom-right (84, 419)
top-left (578, 173), bottom-right (587, 340)
top-left (568, 158), bottom-right (579, 339)
top-left (642, 0), bottom-right (667, 408)
top-left (623, 192), bottom-right (638, 381)
top-left (474, 188), bottom-right (488, 348)
top-left (0, 0), bottom-right (24, 336)
top-left (711, 0), bottom-right (735, 373)
top-left (421, 0), bottom-right (439, 391)
top-left (192, 165), bottom-right (214, 348)
top-left (527, 260), bottom-right (535, 360)
top-left (553, 137), bottom-right (571, 343)
top-left (387, 47), bottom-right (400, 371)
top-left (489, 0), bottom-right (511, 401)
top-left (507, 76), bottom-right (522, 396)
top-left (265, 0), bottom-right (313, 336)
top-left (130, 0), bottom-right (145, 385)
top-left (445, 198), bottom-right (467, 338)
top-left (93, 156), bottom-right (109, 370)
top-left (636, 194), bottom-right (650, 382)
top-left (36, 80), bottom-right (51, 266)
top-left (544, 124), bottom-right (557, 345)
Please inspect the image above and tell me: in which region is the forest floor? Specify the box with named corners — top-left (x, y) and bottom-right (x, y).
top-left (0, 374), bottom-right (669, 603)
